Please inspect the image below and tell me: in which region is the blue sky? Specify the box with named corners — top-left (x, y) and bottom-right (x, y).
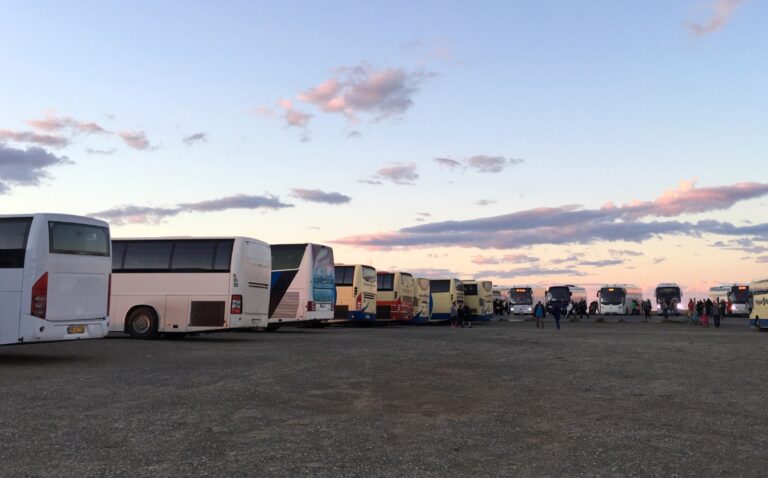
top-left (1, 0), bottom-right (766, 297)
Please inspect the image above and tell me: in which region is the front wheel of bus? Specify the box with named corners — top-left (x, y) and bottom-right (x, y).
top-left (127, 307), bottom-right (159, 339)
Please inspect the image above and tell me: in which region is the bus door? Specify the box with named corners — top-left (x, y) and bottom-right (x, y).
top-left (0, 218), bottom-right (31, 341)
top-left (45, 221), bottom-right (110, 323)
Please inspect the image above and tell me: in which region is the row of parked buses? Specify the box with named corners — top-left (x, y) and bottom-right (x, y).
top-left (4, 213), bottom-right (768, 346)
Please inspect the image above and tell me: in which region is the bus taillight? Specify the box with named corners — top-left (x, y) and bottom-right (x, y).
top-left (31, 272), bottom-right (48, 319)
top-left (231, 295), bottom-right (243, 315)
top-left (307, 301), bottom-right (316, 311)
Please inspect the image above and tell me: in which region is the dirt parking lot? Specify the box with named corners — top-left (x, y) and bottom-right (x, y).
top-left (1, 317), bottom-right (766, 477)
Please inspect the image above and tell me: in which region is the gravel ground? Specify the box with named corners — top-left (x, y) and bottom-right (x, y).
top-left (1, 316), bottom-right (766, 477)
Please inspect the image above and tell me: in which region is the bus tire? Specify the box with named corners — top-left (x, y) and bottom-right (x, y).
top-left (126, 307), bottom-right (159, 339)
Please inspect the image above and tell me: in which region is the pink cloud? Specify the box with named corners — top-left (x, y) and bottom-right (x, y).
top-left (26, 110), bottom-right (109, 135)
top-left (0, 129), bottom-right (70, 148)
top-left (118, 130), bottom-right (155, 150)
top-left (686, 0), bottom-right (745, 36)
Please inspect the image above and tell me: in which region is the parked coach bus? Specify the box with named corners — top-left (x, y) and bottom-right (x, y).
top-left (597, 284), bottom-right (643, 315)
top-left (333, 264), bottom-right (376, 323)
top-left (429, 278), bottom-right (464, 323)
top-left (709, 283), bottom-right (751, 317)
top-left (269, 243), bottom-right (335, 329)
top-left (413, 278), bottom-right (431, 324)
top-left (509, 286), bottom-right (534, 315)
top-left (111, 237), bottom-right (271, 338)
top-left (463, 280), bottom-right (493, 321)
top-left (749, 278), bottom-right (768, 329)
top-left (376, 271), bottom-right (415, 323)
top-left (655, 283), bottom-right (682, 315)
top-left (546, 285), bottom-right (587, 314)
top-left (1, 214), bottom-right (111, 345)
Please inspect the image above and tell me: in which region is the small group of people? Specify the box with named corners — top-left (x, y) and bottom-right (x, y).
top-left (564, 299), bottom-right (590, 319)
top-left (493, 298), bottom-right (508, 316)
top-left (450, 301), bottom-right (473, 328)
top-left (686, 297), bottom-right (725, 328)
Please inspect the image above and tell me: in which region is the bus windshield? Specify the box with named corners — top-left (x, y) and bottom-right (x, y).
top-left (730, 286), bottom-right (749, 303)
top-left (600, 288), bottom-right (625, 305)
top-left (509, 288), bottom-right (532, 304)
top-left (656, 287), bottom-right (681, 301)
top-left (0, 218), bottom-right (32, 268)
top-left (548, 287), bottom-right (570, 301)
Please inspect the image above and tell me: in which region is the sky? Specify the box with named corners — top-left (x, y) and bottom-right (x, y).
top-left (1, 0), bottom-right (766, 299)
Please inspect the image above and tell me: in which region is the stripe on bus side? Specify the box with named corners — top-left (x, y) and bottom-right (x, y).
top-left (269, 270), bottom-right (299, 318)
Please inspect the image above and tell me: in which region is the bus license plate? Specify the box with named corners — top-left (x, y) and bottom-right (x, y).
top-left (67, 325), bottom-right (86, 334)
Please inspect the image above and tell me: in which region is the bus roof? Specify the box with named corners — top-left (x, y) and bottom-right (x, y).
top-left (113, 236), bottom-right (269, 246)
top-left (0, 213), bottom-right (109, 228)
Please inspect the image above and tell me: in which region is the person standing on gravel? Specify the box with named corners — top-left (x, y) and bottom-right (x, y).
top-left (713, 298), bottom-right (722, 328)
top-left (462, 303), bottom-right (472, 328)
top-left (643, 299), bottom-right (652, 321)
top-left (534, 301), bottom-right (545, 329)
top-left (553, 304), bottom-right (562, 330)
top-left (450, 302), bottom-right (459, 328)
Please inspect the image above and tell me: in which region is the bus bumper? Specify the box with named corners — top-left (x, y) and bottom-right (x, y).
top-left (23, 316), bottom-right (109, 343)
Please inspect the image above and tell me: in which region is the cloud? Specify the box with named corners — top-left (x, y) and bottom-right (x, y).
top-left (578, 259), bottom-right (624, 268)
top-left (686, 0), bottom-right (745, 36)
top-left (291, 188), bottom-right (351, 205)
top-left (333, 181), bottom-right (768, 250)
top-left (417, 212), bottom-right (432, 217)
top-left (0, 144), bottom-right (73, 194)
top-left (183, 132), bottom-right (207, 145)
top-left (118, 130), bottom-right (155, 150)
top-left (756, 256), bottom-right (768, 263)
top-left (550, 255), bottom-right (579, 265)
top-left (609, 249), bottom-right (644, 257)
top-left (370, 162), bottom-right (419, 185)
top-left (472, 254), bottom-right (539, 265)
top-left (88, 205), bottom-right (180, 226)
top-left (712, 238), bottom-right (768, 254)
top-left (85, 148), bottom-right (117, 155)
top-left (476, 199), bottom-right (497, 206)
top-left (26, 111), bottom-right (109, 135)
top-left (466, 155), bottom-right (524, 173)
top-left (357, 179), bottom-right (383, 185)
top-left (434, 157), bottom-right (463, 169)
top-left (178, 194), bottom-right (293, 212)
top-left (476, 267), bottom-right (587, 279)
top-left (0, 129), bottom-right (70, 148)
top-left (92, 193), bottom-right (293, 225)
top-left (297, 63), bottom-right (430, 121)
top-left (256, 100), bottom-right (313, 142)
top-left (435, 155), bottom-right (524, 173)
top-left (653, 258), bottom-right (667, 265)
top-left (347, 130), bottom-right (362, 139)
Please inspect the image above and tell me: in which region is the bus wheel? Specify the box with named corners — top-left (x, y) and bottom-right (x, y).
top-left (127, 307), bottom-right (159, 339)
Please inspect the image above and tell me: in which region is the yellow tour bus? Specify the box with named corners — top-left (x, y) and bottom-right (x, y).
top-left (429, 278), bottom-right (464, 323)
top-left (333, 264), bottom-right (377, 323)
top-left (750, 277), bottom-right (768, 330)
top-left (462, 280), bottom-right (494, 321)
top-left (413, 278), bottom-right (431, 324)
top-left (376, 271), bottom-right (415, 323)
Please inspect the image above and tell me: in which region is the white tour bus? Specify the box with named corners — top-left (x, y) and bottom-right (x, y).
top-left (655, 282), bottom-right (683, 315)
top-left (708, 283), bottom-right (751, 316)
top-left (508, 285), bottom-right (535, 315)
top-left (597, 284), bottom-right (643, 315)
top-left (1, 213), bottom-right (111, 345)
top-left (110, 237), bottom-right (271, 338)
top-left (269, 243), bottom-right (335, 328)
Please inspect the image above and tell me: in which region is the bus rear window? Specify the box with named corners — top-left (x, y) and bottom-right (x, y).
top-left (335, 266), bottom-right (354, 286)
top-left (377, 274), bottom-right (394, 291)
top-left (271, 244), bottom-right (306, 271)
top-left (401, 273), bottom-right (414, 288)
top-left (362, 266), bottom-right (377, 283)
top-left (464, 284), bottom-right (478, 296)
top-left (430, 280), bottom-right (449, 293)
top-left (49, 221), bottom-right (110, 257)
top-left (0, 218), bottom-right (32, 268)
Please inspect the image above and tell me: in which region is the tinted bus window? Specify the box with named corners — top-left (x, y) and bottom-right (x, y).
top-left (430, 280), bottom-right (449, 293)
top-left (401, 273), bottom-right (414, 288)
top-left (464, 284), bottom-right (478, 295)
top-left (171, 241), bottom-right (216, 271)
top-left (271, 244), bottom-right (306, 270)
top-left (49, 221), bottom-right (110, 256)
top-left (213, 240), bottom-right (234, 271)
top-left (377, 274), bottom-right (394, 291)
top-left (335, 266), bottom-right (354, 286)
top-left (0, 218), bottom-right (32, 268)
top-left (123, 241), bottom-right (172, 271)
top-left (111, 241), bottom-right (126, 270)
